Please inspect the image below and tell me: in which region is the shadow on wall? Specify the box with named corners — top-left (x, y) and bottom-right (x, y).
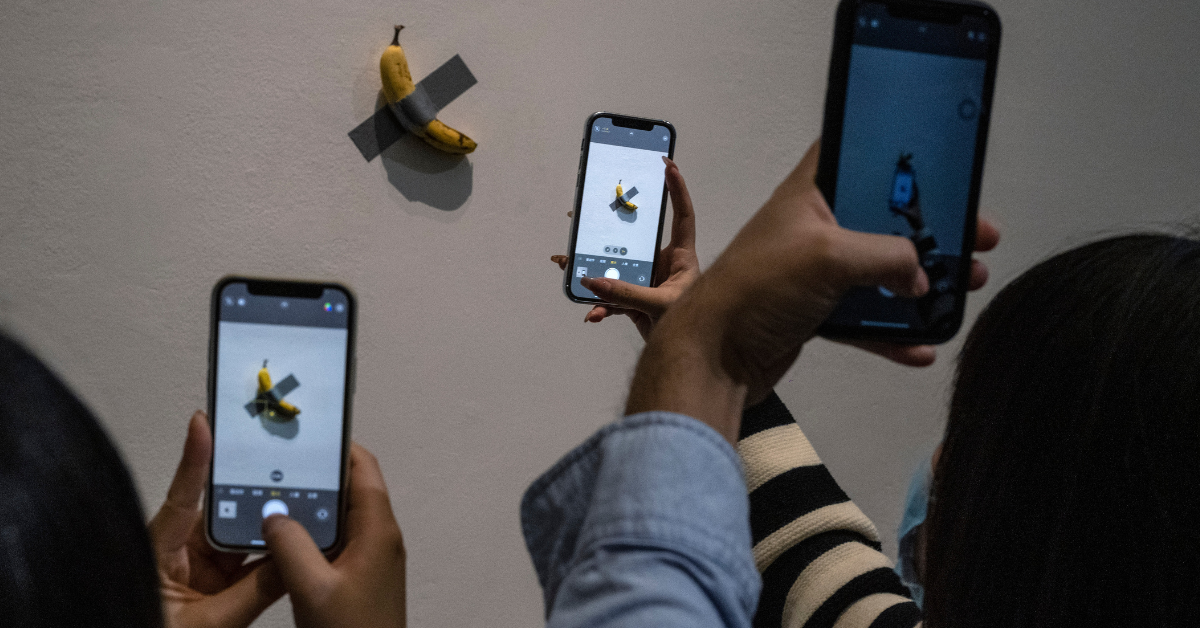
top-left (373, 92), bottom-right (473, 214)
top-left (381, 133), bottom-right (473, 212)
top-left (260, 414), bottom-right (299, 439)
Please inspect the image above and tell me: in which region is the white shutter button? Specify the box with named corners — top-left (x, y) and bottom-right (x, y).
top-left (262, 499), bottom-right (289, 519)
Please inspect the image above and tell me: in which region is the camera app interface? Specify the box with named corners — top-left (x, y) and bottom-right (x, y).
top-left (826, 3), bottom-right (993, 333)
top-left (570, 117), bottom-right (672, 300)
top-left (210, 283), bottom-right (350, 549)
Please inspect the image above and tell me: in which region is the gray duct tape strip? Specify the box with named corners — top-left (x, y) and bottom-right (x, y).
top-left (348, 54), bottom-right (478, 162)
top-left (270, 374), bottom-right (300, 400)
top-left (398, 85), bottom-right (438, 127)
top-left (609, 187), bottom-right (639, 211)
top-left (244, 374), bottom-right (301, 417)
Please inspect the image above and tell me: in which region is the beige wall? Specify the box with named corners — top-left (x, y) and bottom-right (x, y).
top-left (2, 0), bottom-right (1199, 625)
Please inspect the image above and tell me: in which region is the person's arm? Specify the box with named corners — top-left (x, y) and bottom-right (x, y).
top-left (522, 412), bottom-right (761, 628)
top-left (624, 140), bottom-right (929, 626)
top-left (739, 394), bottom-right (920, 628)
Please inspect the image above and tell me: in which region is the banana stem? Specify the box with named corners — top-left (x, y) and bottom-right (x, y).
top-left (392, 25), bottom-right (404, 46)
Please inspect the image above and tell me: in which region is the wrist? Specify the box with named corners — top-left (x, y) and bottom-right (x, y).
top-left (625, 305), bottom-right (746, 444)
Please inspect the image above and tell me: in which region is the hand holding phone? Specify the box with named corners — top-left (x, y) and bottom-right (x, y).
top-left (816, 0), bottom-right (1001, 344)
top-left (553, 157), bottom-right (700, 339)
top-left (261, 444), bottom-right (407, 628)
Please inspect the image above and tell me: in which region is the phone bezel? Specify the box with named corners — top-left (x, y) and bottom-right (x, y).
top-left (563, 112), bottom-right (677, 304)
top-left (815, 0), bottom-right (1001, 345)
top-left (204, 275), bottom-right (356, 555)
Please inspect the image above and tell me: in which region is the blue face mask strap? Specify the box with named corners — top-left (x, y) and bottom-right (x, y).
top-left (895, 447), bottom-right (935, 609)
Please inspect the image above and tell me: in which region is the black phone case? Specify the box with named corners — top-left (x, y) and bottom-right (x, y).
top-left (204, 276), bottom-right (356, 556)
top-left (563, 112), bottom-right (676, 305)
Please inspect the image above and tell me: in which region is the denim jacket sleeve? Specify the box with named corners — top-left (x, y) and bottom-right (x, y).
top-left (520, 411), bottom-right (761, 628)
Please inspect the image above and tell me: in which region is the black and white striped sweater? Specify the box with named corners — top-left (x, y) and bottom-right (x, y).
top-left (739, 392), bottom-right (922, 628)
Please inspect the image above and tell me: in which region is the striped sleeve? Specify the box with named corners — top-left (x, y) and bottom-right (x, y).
top-left (738, 392), bottom-right (921, 628)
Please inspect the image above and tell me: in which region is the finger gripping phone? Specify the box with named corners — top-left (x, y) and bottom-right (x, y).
top-left (816, 0), bottom-right (1001, 344)
top-left (206, 277), bottom-right (355, 553)
top-left (564, 112), bottom-right (676, 303)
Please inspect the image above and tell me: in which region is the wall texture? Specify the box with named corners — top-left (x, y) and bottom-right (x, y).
top-left (2, 0), bottom-right (1198, 625)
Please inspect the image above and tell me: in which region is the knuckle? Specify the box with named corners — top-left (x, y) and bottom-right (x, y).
top-left (356, 446), bottom-right (380, 467)
top-left (803, 228), bottom-right (841, 271)
top-left (388, 530), bottom-right (407, 560)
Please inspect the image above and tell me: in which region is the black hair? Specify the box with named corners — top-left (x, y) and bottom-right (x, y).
top-left (0, 334), bottom-right (162, 627)
top-left (924, 233), bottom-right (1200, 627)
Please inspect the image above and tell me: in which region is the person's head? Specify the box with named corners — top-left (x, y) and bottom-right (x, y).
top-left (0, 334), bottom-right (162, 627)
top-left (924, 233), bottom-right (1200, 628)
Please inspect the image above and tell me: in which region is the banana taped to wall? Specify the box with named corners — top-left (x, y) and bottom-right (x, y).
top-left (381, 25), bottom-right (476, 154)
top-left (348, 26), bottom-right (479, 162)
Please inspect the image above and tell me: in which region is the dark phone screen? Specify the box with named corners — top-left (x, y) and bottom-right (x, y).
top-left (823, 2), bottom-right (995, 337)
top-left (209, 281), bottom-right (351, 549)
top-left (568, 116), bottom-right (673, 301)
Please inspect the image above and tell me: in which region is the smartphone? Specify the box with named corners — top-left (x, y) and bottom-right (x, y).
top-left (816, 0), bottom-right (1001, 344)
top-left (564, 112), bottom-right (676, 303)
top-left (206, 277), bottom-right (355, 553)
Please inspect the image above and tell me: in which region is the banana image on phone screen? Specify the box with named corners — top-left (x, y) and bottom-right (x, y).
top-left (213, 323), bottom-right (347, 492)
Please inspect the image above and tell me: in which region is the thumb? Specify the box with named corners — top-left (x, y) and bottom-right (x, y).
top-left (262, 515), bottom-right (335, 601)
top-left (580, 276), bottom-right (670, 318)
top-left (833, 230), bottom-right (929, 298)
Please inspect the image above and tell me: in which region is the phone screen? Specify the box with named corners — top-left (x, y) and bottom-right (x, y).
top-left (208, 280), bottom-right (353, 550)
top-left (567, 115), bottom-right (675, 301)
top-left (820, 1), bottom-right (998, 340)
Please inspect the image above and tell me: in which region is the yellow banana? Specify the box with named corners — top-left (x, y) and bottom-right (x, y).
top-left (258, 361), bottom-right (272, 394)
top-left (379, 25), bottom-right (477, 154)
top-left (380, 25), bottom-right (416, 104)
top-left (257, 360), bottom-right (300, 419)
top-left (615, 182), bottom-right (637, 211)
top-left (423, 119), bottom-right (477, 154)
